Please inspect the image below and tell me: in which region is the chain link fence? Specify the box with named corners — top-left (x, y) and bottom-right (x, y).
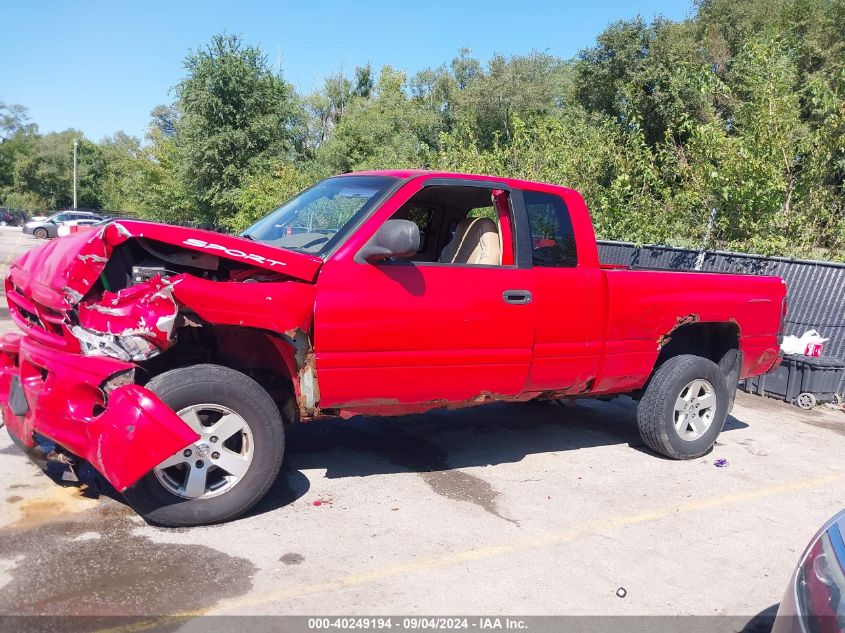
top-left (598, 240), bottom-right (845, 392)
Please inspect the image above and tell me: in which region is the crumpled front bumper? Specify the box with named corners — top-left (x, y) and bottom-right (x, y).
top-left (0, 332), bottom-right (199, 491)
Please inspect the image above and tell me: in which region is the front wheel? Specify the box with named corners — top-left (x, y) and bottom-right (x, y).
top-left (637, 354), bottom-right (729, 459)
top-left (123, 364), bottom-right (285, 526)
top-left (33, 227), bottom-right (48, 239)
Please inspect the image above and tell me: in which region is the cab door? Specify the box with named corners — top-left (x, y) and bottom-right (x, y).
top-left (313, 177), bottom-right (536, 410)
top-left (518, 187), bottom-right (603, 394)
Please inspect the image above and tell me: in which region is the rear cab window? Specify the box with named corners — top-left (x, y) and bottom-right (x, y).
top-left (523, 190), bottom-right (578, 268)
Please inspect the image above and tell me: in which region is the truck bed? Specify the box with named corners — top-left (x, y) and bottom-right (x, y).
top-left (589, 267), bottom-right (785, 393)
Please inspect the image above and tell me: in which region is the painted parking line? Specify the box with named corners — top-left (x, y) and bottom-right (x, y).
top-left (214, 471), bottom-right (843, 611)
top-left (2, 230), bottom-right (26, 267)
top-left (93, 470), bottom-right (843, 633)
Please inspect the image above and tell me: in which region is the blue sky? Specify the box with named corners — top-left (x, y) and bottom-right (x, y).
top-left (1, 0), bottom-right (693, 141)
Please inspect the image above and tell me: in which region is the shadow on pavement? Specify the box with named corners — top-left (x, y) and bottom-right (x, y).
top-left (2, 394), bottom-right (749, 522)
top-left (285, 396), bottom-right (749, 479)
top-left (244, 466), bottom-right (311, 518)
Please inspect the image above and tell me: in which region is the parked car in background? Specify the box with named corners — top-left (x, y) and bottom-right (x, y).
top-left (24, 210), bottom-right (103, 239)
top-left (56, 218), bottom-right (105, 237)
top-left (773, 508), bottom-right (845, 633)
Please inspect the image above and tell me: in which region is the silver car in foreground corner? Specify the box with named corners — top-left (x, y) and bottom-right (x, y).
top-left (773, 508), bottom-right (845, 633)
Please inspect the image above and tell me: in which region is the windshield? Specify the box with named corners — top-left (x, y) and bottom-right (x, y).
top-left (242, 175), bottom-right (398, 256)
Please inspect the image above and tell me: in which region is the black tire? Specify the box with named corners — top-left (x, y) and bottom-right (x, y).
top-left (123, 364), bottom-right (285, 527)
top-left (33, 227), bottom-right (48, 239)
top-left (637, 354), bottom-right (729, 459)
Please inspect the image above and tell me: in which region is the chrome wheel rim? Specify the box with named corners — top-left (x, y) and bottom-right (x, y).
top-left (153, 403), bottom-right (254, 499)
top-left (673, 379), bottom-right (717, 441)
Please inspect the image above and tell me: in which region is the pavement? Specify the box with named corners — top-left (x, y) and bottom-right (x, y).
top-left (0, 227), bottom-right (28, 336)
top-left (0, 228), bottom-right (844, 622)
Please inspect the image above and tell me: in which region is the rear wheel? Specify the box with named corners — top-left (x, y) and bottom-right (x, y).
top-left (33, 227), bottom-right (48, 239)
top-left (637, 354), bottom-right (729, 459)
top-left (123, 364), bottom-right (285, 527)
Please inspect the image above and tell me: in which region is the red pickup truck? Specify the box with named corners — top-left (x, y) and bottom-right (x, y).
top-left (0, 171), bottom-right (786, 526)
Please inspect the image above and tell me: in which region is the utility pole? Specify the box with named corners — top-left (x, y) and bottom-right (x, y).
top-left (72, 138), bottom-right (78, 210)
top-left (695, 206), bottom-right (719, 271)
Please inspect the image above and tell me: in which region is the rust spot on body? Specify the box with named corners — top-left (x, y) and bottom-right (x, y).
top-left (283, 328), bottom-right (321, 419)
top-left (657, 313), bottom-right (700, 349)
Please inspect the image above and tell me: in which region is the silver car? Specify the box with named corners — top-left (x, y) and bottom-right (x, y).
top-left (23, 210), bottom-right (103, 239)
top-left (773, 508), bottom-right (845, 633)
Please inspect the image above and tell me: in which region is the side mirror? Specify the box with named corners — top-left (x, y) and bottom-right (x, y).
top-left (358, 219), bottom-right (421, 263)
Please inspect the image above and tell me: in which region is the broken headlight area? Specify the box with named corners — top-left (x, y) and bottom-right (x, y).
top-left (71, 273), bottom-right (182, 360)
top-left (71, 325), bottom-right (161, 362)
top-left (99, 368), bottom-right (137, 395)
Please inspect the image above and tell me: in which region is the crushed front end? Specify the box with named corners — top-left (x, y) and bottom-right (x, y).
top-left (0, 224), bottom-right (204, 491)
top-left (0, 220), bottom-right (319, 492)
top-left (0, 330), bottom-right (199, 490)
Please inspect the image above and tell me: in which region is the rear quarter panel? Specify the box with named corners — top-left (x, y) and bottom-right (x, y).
top-left (592, 268), bottom-right (786, 393)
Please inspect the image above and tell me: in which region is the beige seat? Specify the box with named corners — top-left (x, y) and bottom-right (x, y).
top-left (438, 217), bottom-right (500, 265)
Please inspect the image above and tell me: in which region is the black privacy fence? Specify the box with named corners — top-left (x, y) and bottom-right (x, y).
top-left (597, 240), bottom-right (845, 394)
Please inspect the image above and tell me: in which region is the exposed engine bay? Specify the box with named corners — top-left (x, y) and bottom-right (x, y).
top-left (6, 220), bottom-right (320, 420)
top-left (72, 235), bottom-right (290, 362)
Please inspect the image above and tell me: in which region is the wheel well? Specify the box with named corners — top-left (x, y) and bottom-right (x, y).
top-left (648, 321), bottom-right (742, 412)
top-left (138, 324), bottom-right (301, 423)
top-left (655, 322), bottom-right (740, 370)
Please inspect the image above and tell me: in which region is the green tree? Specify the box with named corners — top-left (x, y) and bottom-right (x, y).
top-left (0, 103), bottom-right (38, 198)
top-left (174, 33), bottom-right (300, 226)
top-left (4, 0), bottom-right (845, 259)
top-left (98, 131), bottom-right (160, 213)
top-left (137, 119), bottom-right (194, 224)
top-left (315, 66), bottom-right (438, 173)
top-left (12, 130), bottom-right (104, 209)
top-left (451, 52), bottom-right (571, 147)
top-left (230, 161), bottom-right (315, 232)
top-left (353, 64), bottom-right (374, 98)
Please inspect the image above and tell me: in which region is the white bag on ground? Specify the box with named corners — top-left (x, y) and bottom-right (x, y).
top-left (780, 329), bottom-right (828, 355)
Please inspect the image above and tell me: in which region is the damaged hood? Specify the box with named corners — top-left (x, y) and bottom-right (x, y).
top-left (9, 220), bottom-right (324, 311)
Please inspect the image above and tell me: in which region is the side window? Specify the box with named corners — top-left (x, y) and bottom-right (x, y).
top-left (383, 185), bottom-right (515, 266)
top-left (405, 206), bottom-right (434, 253)
top-left (524, 191), bottom-right (577, 268)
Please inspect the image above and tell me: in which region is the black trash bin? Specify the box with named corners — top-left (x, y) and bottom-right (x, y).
top-left (740, 354), bottom-right (845, 409)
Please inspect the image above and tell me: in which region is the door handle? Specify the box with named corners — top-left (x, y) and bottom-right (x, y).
top-left (502, 290), bottom-right (532, 305)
